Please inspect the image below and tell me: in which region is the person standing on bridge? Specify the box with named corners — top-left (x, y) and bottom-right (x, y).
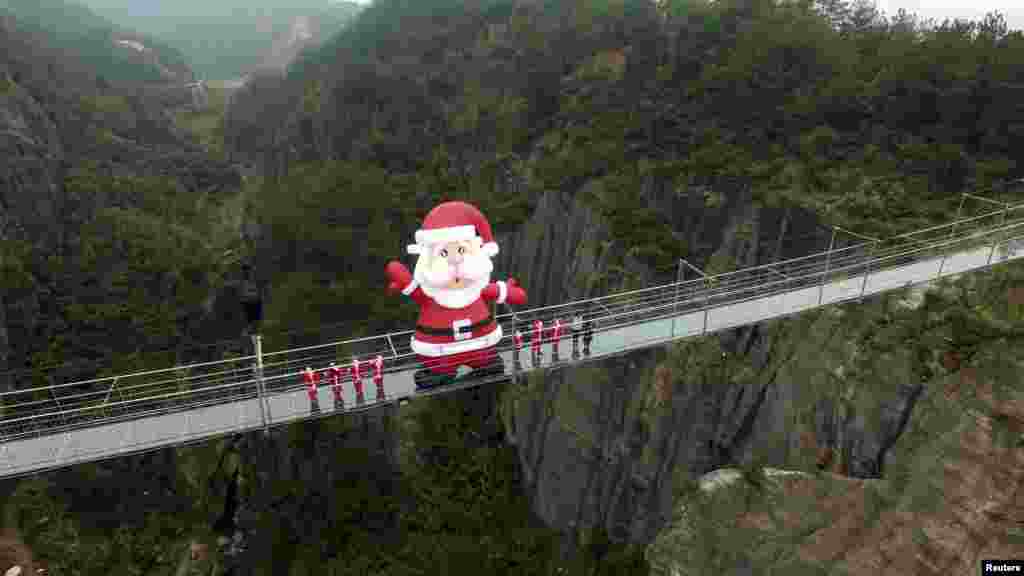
top-left (582, 310), bottom-right (594, 355)
top-left (531, 319), bottom-right (543, 363)
top-left (328, 362), bottom-right (344, 410)
top-left (303, 366), bottom-right (321, 414)
top-left (372, 355), bottom-right (385, 401)
top-left (550, 318), bottom-right (564, 362)
top-left (513, 328), bottom-right (524, 368)
top-left (384, 201), bottom-right (527, 389)
top-left (351, 357), bottom-right (365, 404)
top-left (571, 314), bottom-right (583, 359)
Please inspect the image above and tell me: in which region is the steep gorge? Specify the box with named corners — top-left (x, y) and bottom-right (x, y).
top-left (3, 0), bottom-right (1024, 573)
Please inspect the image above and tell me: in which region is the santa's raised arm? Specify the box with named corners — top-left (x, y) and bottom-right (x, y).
top-left (384, 202), bottom-right (526, 372)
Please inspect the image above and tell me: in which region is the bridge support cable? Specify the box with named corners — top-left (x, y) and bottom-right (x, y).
top-left (49, 380), bottom-right (68, 430)
top-left (818, 227), bottom-right (837, 306)
top-left (670, 260), bottom-right (707, 337)
top-left (252, 334), bottom-right (269, 436)
top-left (101, 377), bottom-right (123, 421)
top-left (672, 260), bottom-right (683, 338)
top-left (939, 194), bottom-right (969, 277)
top-left (831, 228), bottom-right (881, 302)
top-left (386, 333), bottom-right (399, 359)
top-left (504, 303), bottom-right (523, 387)
top-left (675, 257), bottom-right (712, 335)
top-left (987, 201), bottom-right (1012, 265)
top-left (860, 240), bottom-right (879, 301)
top-left (833, 226), bottom-right (880, 246)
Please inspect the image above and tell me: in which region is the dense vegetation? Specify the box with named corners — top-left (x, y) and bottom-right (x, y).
top-left (172, 83), bottom-right (231, 157)
top-left (1, 0), bottom-right (192, 83)
top-left (2, 0), bottom-right (1024, 574)
top-left (648, 250), bottom-right (1024, 574)
top-left (236, 0), bottom-right (1024, 337)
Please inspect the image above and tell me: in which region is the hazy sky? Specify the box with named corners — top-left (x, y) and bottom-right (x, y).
top-left (870, 0), bottom-right (1022, 31)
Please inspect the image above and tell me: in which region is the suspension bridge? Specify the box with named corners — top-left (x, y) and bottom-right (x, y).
top-left (1, 194), bottom-right (1023, 480)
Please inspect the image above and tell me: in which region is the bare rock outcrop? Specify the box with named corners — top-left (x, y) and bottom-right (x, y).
top-left (0, 531), bottom-right (39, 576)
top-left (645, 325), bottom-right (1024, 574)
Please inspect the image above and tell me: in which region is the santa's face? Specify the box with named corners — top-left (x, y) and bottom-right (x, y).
top-left (414, 237), bottom-right (493, 309)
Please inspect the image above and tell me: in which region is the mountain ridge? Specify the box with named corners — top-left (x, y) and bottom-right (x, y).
top-left (0, 0), bottom-right (195, 85)
top-left (73, 0), bottom-right (364, 79)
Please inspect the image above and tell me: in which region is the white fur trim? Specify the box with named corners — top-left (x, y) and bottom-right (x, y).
top-left (407, 244), bottom-right (423, 255)
top-left (410, 325), bottom-right (503, 357)
top-left (496, 281), bottom-right (508, 304)
top-left (482, 242), bottom-right (499, 257)
top-left (401, 279), bottom-right (419, 296)
top-left (415, 225), bottom-right (476, 247)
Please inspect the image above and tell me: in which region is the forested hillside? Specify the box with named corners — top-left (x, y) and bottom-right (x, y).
top-left (1, 0), bottom-right (245, 392)
top-left (1, 0), bottom-right (1023, 574)
top-left (229, 0), bottom-right (1024, 341)
top-left (1, 0), bottom-right (193, 83)
top-left (0, 3), bottom-right (252, 569)
top-left (77, 0), bottom-right (364, 79)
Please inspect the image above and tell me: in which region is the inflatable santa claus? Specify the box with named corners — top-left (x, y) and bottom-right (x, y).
top-left (385, 201), bottom-right (526, 385)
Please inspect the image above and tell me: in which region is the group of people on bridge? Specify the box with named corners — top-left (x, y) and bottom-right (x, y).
top-left (296, 314), bottom-right (597, 412)
top-left (511, 314), bottom-right (595, 366)
top-left (300, 356), bottom-right (384, 411)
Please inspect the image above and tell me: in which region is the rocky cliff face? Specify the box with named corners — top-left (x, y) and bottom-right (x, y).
top-left (0, 73), bottom-right (66, 383)
top-left (0, 75), bottom-right (64, 250)
top-left (222, 71), bottom-right (290, 167)
top-left (499, 188), bottom-right (1024, 567)
top-left (0, 10), bottom-right (245, 380)
top-left (493, 176), bottom-right (829, 308)
top-left (646, 312), bottom-right (1024, 574)
top-left (492, 178), bottom-right (953, 549)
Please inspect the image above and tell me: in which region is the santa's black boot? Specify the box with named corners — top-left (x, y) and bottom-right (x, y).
top-left (416, 369), bottom-right (456, 390)
top-left (476, 354), bottom-right (505, 378)
top-left (414, 369), bottom-right (433, 390)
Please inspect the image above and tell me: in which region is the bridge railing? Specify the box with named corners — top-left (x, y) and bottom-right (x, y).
top-left (3, 200), bottom-right (1024, 444)
top-left (872, 206), bottom-right (1024, 274)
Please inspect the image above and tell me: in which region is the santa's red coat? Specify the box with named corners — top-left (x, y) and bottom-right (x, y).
top-left (409, 289), bottom-right (501, 374)
top-left (385, 261), bottom-right (525, 373)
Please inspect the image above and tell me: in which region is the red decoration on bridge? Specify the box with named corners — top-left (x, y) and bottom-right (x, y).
top-left (372, 355), bottom-right (385, 400)
top-left (551, 318), bottom-right (564, 356)
top-left (552, 319), bottom-right (564, 341)
top-left (328, 363), bottom-right (344, 403)
top-left (303, 366), bottom-right (320, 402)
top-left (372, 355), bottom-right (384, 388)
top-left (385, 201), bottom-right (526, 377)
top-left (532, 320), bottom-right (543, 352)
top-left (351, 358), bottom-right (363, 396)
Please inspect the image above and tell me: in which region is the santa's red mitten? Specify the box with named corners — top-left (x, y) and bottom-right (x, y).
top-left (505, 278), bottom-right (527, 306)
top-left (482, 283), bottom-right (500, 300)
top-left (385, 261), bottom-right (413, 295)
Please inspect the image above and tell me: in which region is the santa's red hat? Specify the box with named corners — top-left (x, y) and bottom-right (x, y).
top-left (407, 201), bottom-right (499, 257)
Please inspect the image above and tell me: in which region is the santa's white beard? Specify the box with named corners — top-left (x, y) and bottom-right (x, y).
top-left (415, 252), bottom-right (493, 310)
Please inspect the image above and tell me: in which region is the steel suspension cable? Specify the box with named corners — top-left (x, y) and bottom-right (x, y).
top-left (4, 207), bottom-right (1024, 438)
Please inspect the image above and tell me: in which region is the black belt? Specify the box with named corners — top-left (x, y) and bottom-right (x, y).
top-left (417, 314), bottom-right (494, 337)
